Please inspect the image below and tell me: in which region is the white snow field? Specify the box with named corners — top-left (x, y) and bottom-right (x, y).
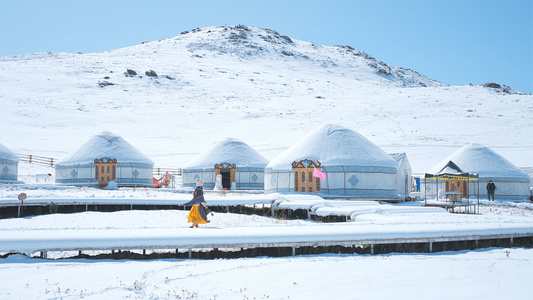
top-left (1, 206), bottom-right (533, 299)
top-left (1, 25), bottom-right (533, 299)
top-left (1, 248), bottom-right (533, 300)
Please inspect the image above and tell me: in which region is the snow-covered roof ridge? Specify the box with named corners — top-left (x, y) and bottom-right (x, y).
top-left (56, 131), bottom-right (153, 166)
top-left (183, 137), bottom-right (269, 169)
top-left (427, 144), bottom-right (529, 178)
top-left (0, 142), bottom-right (19, 161)
top-left (267, 124), bottom-right (398, 170)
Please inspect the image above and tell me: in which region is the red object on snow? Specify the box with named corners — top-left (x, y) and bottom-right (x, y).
top-left (153, 172), bottom-right (170, 188)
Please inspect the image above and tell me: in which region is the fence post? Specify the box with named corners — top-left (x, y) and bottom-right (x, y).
top-left (29, 155), bottom-right (33, 163)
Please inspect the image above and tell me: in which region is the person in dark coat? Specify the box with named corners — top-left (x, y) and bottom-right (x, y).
top-left (183, 178), bottom-right (211, 228)
top-left (486, 180), bottom-right (496, 201)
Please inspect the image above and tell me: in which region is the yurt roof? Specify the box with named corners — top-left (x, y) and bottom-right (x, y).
top-left (427, 144), bottom-right (529, 179)
top-left (183, 137), bottom-right (269, 169)
top-left (56, 131), bottom-right (153, 166)
top-left (0, 142), bottom-right (19, 161)
top-left (437, 161), bottom-right (464, 175)
top-left (267, 124), bottom-right (398, 170)
top-left (390, 152), bottom-right (407, 165)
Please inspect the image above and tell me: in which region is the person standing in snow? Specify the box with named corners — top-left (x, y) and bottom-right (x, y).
top-left (486, 180), bottom-right (496, 201)
top-left (183, 178), bottom-right (211, 228)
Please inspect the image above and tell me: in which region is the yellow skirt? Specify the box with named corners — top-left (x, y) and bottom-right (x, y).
top-left (187, 205), bottom-right (208, 224)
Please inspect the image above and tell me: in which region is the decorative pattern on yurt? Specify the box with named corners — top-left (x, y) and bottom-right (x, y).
top-left (426, 144), bottom-right (530, 200)
top-left (0, 142), bottom-right (19, 183)
top-left (182, 138), bottom-right (269, 190)
top-left (55, 132), bottom-right (154, 187)
top-left (265, 124), bottom-right (400, 198)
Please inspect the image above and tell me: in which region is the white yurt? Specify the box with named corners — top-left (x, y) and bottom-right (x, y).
top-left (265, 124), bottom-right (400, 198)
top-left (0, 142), bottom-right (19, 183)
top-left (182, 138), bottom-right (269, 190)
top-left (426, 144), bottom-right (530, 200)
top-left (55, 132), bottom-right (154, 187)
top-left (390, 153), bottom-right (412, 196)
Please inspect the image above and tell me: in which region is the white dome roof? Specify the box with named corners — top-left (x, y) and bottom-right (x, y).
top-left (267, 124), bottom-right (398, 170)
top-left (427, 144), bottom-right (529, 179)
top-left (57, 131), bottom-right (153, 166)
top-left (0, 142), bottom-right (19, 161)
top-left (183, 137), bottom-right (269, 169)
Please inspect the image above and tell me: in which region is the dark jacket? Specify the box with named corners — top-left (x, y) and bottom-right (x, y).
top-left (486, 182), bottom-right (496, 193)
top-left (183, 187), bottom-right (205, 206)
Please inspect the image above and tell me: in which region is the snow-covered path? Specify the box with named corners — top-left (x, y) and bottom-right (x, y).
top-left (2, 209), bottom-right (533, 256)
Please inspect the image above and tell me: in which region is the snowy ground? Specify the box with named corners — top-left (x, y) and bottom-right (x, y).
top-left (2, 248), bottom-right (533, 300)
top-left (1, 183), bottom-right (533, 299)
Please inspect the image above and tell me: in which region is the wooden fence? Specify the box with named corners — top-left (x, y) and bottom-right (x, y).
top-left (17, 153), bottom-right (56, 167)
top-left (17, 153), bottom-right (181, 176)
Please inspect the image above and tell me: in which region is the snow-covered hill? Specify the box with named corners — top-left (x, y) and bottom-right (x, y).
top-left (1, 25), bottom-right (532, 172)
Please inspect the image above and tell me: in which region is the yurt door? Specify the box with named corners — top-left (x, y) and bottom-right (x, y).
top-left (220, 169), bottom-right (231, 188)
top-left (292, 159), bottom-right (321, 193)
top-left (94, 157), bottom-right (117, 187)
top-left (215, 162), bottom-right (236, 189)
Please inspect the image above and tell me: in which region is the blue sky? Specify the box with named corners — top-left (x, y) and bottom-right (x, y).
top-left (1, 0), bottom-right (532, 93)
